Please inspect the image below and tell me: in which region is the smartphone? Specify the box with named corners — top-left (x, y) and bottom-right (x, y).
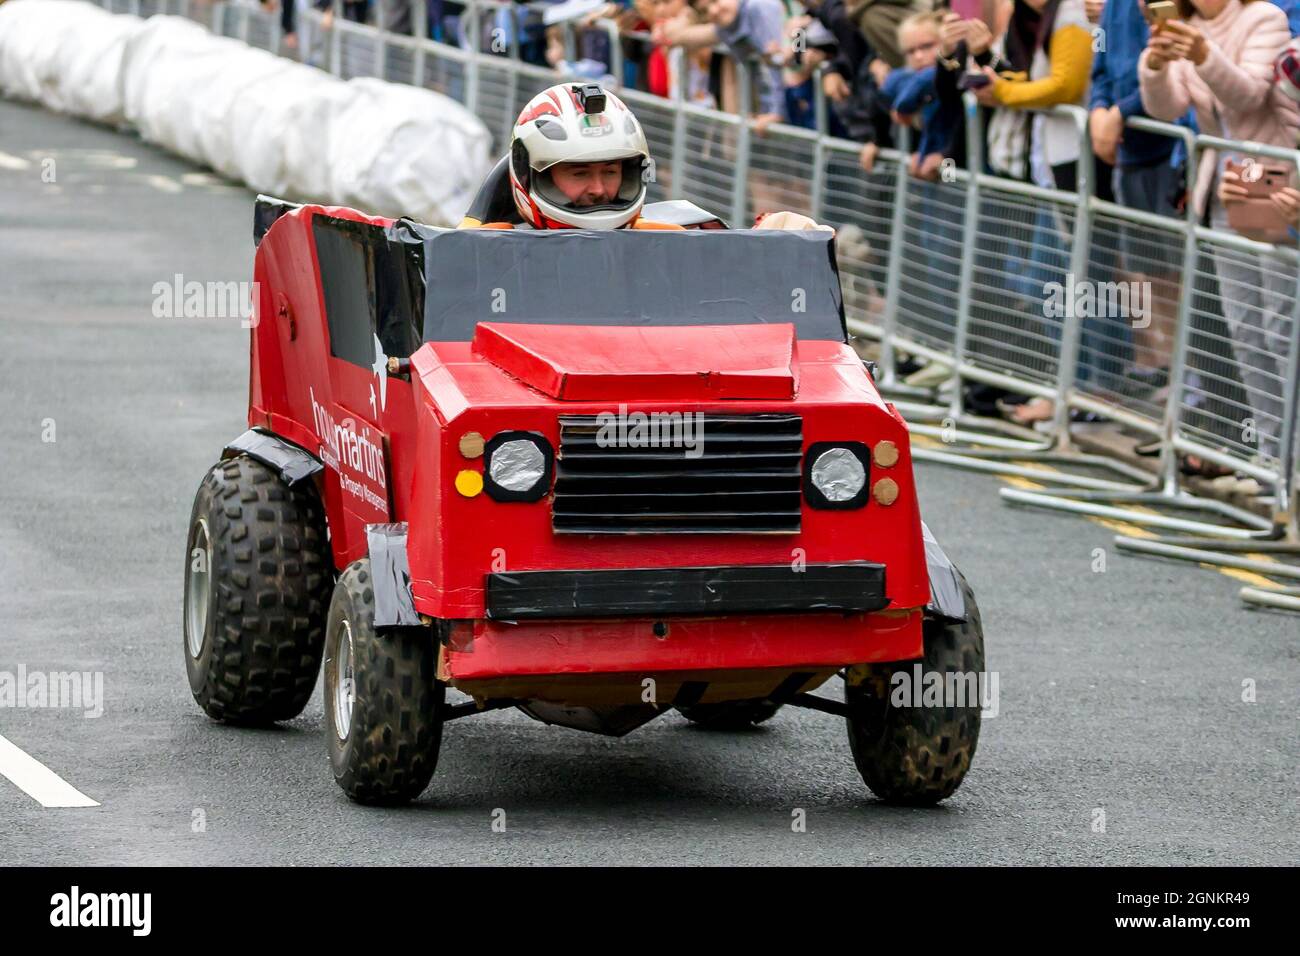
top-left (1225, 160), bottom-right (1295, 243)
top-left (958, 72), bottom-right (992, 91)
top-left (950, 0), bottom-right (983, 19)
top-left (1144, 1), bottom-right (1179, 24)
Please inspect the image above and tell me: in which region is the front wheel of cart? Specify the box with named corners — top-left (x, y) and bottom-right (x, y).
top-left (324, 559), bottom-right (444, 805)
top-left (183, 455), bottom-right (331, 725)
top-left (845, 574), bottom-right (984, 805)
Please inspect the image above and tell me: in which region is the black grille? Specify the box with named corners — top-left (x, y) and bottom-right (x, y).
top-left (553, 413), bottom-right (803, 534)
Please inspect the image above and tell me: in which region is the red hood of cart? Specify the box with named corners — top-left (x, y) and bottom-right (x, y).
top-left (469, 322), bottom-right (799, 401)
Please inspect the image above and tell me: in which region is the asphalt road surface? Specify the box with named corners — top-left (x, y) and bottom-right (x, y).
top-left (1, 99), bottom-right (1297, 866)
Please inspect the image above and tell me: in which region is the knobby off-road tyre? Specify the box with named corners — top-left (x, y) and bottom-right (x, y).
top-left (677, 700), bottom-right (783, 729)
top-left (324, 559), bottom-right (444, 805)
top-left (184, 455), bottom-right (332, 724)
top-left (845, 574), bottom-right (984, 805)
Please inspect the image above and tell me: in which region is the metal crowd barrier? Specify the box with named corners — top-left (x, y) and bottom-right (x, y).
top-left (88, 0), bottom-right (1300, 606)
top-left (873, 101), bottom-right (1159, 495)
top-left (998, 123), bottom-right (1300, 555)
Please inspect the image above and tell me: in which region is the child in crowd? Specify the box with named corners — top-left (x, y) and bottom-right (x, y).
top-left (880, 11), bottom-right (961, 178)
top-left (883, 12), bottom-right (967, 346)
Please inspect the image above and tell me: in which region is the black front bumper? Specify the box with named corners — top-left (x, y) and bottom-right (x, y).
top-left (485, 563), bottom-right (888, 620)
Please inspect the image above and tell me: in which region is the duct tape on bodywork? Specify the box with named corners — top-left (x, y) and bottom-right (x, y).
top-left (366, 523), bottom-right (422, 627)
top-left (254, 194), bottom-right (300, 246)
top-left (224, 429), bottom-right (323, 485)
top-left (922, 522), bottom-right (967, 623)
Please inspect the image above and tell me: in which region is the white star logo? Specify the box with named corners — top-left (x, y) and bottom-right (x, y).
top-left (370, 333), bottom-right (388, 416)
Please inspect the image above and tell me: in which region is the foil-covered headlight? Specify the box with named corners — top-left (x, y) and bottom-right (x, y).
top-left (803, 442), bottom-right (871, 509)
top-left (491, 440), bottom-right (545, 491)
top-left (484, 432), bottom-right (553, 502)
top-left (812, 448), bottom-right (865, 501)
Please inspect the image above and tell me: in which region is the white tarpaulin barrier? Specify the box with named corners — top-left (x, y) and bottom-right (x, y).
top-left (0, 0), bottom-right (134, 121)
top-left (60, 12), bottom-right (140, 123)
top-left (326, 78), bottom-right (491, 230)
top-left (0, 0), bottom-right (491, 225)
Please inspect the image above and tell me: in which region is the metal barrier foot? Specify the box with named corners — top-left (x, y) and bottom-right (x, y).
top-left (1113, 535), bottom-right (1300, 578)
top-left (907, 413), bottom-right (1158, 490)
top-left (907, 421), bottom-right (1050, 453)
top-left (1003, 489), bottom-right (1274, 537)
top-left (1239, 585), bottom-right (1300, 612)
top-left (917, 451), bottom-right (1145, 492)
top-left (876, 380), bottom-right (944, 403)
top-left (889, 399), bottom-right (960, 425)
top-left (1119, 533), bottom-right (1297, 551)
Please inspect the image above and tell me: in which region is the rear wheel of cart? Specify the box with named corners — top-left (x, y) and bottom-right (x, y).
top-left (845, 574), bottom-right (984, 805)
top-left (324, 559), bottom-right (444, 805)
top-left (677, 699), bottom-right (783, 729)
top-left (184, 455), bottom-right (332, 724)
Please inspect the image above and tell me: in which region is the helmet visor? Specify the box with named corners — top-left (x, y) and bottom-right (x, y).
top-left (533, 156), bottom-right (646, 215)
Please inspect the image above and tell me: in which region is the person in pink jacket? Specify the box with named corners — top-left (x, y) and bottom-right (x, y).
top-left (1221, 42), bottom-right (1300, 245)
top-left (1138, 0), bottom-right (1299, 471)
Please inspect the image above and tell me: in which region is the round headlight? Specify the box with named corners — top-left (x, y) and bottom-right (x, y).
top-left (484, 432), bottom-right (553, 502)
top-left (811, 447), bottom-right (866, 501)
top-left (803, 442), bottom-right (871, 509)
top-left (490, 439), bottom-right (545, 491)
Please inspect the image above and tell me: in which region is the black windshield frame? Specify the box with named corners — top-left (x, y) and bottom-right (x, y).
top-left (394, 223), bottom-right (848, 344)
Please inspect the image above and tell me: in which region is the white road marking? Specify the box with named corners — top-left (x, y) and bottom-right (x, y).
top-left (0, 734), bottom-right (99, 808)
top-left (82, 152), bottom-right (137, 170)
top-left (180, 172), bottom-right (225, 187)
top-left (27, 148), bottom-right (137, 169)
top-left (0, 151), bottom-right (32, 171)
top-left (145, 174), bottom-right (183, 194)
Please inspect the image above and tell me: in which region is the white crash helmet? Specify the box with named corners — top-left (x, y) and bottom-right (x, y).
top-left (508, 83), bottom-right (651, 230)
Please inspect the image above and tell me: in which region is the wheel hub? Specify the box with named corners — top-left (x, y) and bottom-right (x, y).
top-left (331, 621), bottom-right (355, 741)
top-left (185, 517), bottom-right (212, 659)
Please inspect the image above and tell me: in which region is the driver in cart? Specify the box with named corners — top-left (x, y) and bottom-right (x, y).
top-left (459, 82), bottom-right (826, 233)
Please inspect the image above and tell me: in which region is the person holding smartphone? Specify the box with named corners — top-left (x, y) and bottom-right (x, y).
top-left (1139, 0), bottom-right (1295, 224)
top-left (1218, 40), bottom-right (1300, 246)
top-left (1091, 0), bottom-right (1188, 401)
top-left (964, 0), bottom-right (1096, 185)
top-left (959, 0), bottom-right (1106, 425)
top-left (933, 4), bottom-right (1009, 172)
top-left (1140, 0), bottom-right (1298, 470)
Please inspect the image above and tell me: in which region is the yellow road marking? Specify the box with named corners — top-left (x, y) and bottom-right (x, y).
top-left (1216, 568), bottom-right (1284, 588)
